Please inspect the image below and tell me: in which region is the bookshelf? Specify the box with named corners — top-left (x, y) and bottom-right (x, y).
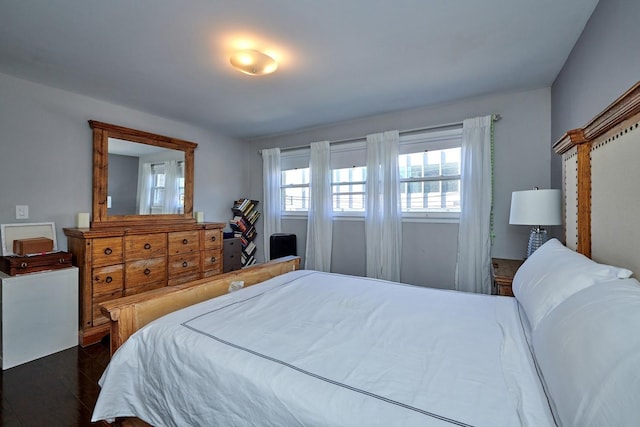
top-left (230, 199), bottom-right (261, 267)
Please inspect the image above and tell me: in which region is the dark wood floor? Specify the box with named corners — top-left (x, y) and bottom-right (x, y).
top-left (1, 338), bottom-right (110, 427)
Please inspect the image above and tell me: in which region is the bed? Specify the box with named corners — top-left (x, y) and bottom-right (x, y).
top-left (92, 82), bottom-right (640, 427)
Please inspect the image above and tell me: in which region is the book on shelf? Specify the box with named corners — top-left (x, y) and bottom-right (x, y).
top-left (228, 221), bottom-right (244, 233)
top-left (233, 198), bottom-right (250, 211)
top-left (247, 210), bottom-right (261, 224)
top-left (244, 241), bottom-right (256, 256)
top-left (245, 227), bottom-right (256, 241)
top-left (242, 201), bottom-right (256, 216)
top-left (232, 199), bottom-right (257, 214)
top-left (231, 198), bottom-right (260, 267)
top-left (241, 253), bottom-right (257, 266)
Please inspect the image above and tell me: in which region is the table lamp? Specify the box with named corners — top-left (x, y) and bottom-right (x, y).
top-left (509, 188), bottom-right (562, 257)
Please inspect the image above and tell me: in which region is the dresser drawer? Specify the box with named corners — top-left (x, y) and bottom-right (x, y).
top-left (125, 257), bottom-right (166, 288)
top-left (92, 237), bottom-right (123, 267)
top-left (222, 238), bottom-right (242, 273)
top-left (125, 233), bottom-right (167, 261)
top-left (203, 228), bottom-right (223, 251)
top-left (168, 231), bottom-right (199, 255)
top-left (168, 252), bottom-right (201, 277)
top-left (203, 249), bottom-right (223, 273)
top-left (92, 264), bottom-right (124, 297)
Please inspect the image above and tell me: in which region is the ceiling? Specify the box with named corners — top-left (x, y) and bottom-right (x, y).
top-left (0, 0), bottom-right (599, 140)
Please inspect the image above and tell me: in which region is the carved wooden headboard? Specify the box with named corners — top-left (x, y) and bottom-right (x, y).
top-left (553, 81), bottom-right (640, 275)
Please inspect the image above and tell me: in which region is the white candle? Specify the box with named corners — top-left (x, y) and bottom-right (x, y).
top-left (195, 211), bottom-right (204, 223)
top-left (76, 212), bottom-right (90, 228)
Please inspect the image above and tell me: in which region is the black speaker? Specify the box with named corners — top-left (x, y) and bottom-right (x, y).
top-left (270, 233), bottom-right (297, 260)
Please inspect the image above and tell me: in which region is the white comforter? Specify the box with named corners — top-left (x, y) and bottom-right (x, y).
top-left (92, 270), bottom-right (556, 426)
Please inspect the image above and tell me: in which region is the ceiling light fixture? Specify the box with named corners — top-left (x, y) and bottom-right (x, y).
top-left (229, 49), bottom-right (278, 76)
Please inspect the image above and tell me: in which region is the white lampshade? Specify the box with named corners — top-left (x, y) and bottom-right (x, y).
top-left (509, 189), bottom-right (562, 226)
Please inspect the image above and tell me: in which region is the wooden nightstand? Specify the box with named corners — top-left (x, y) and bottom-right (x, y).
top-left (492, 258), bottom-right (524, 297)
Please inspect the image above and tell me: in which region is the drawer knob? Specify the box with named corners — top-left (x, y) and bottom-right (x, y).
top-left (20, 262), bottom-right (28, 268)
top-left (211, 256), bottom-right (216, 262)
top-left (105, 276), bottom-right (113, 283)
top-left (211, 236), bottom-right (216, 241)
top-left (59, 258), bottom-right (65, 264)
top-left (104, 248), bottom-right (113, 255)
top-left (182, 239), bottom-right (188, 245)
top-left (144, 243), bottom-right (151, 250)
top-left (144, 268), bottom-right (151, 276)
top-left (182, 261), bottom-right (188, 268)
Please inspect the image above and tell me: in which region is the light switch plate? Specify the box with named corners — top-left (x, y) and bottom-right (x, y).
top-left (16, 205), bottom-right (29, 219)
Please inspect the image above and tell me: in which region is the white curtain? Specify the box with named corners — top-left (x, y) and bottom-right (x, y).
top-left (163, 160), bottom-right (180, 214)
top-left (305, 141), bottom-right (333, 271)
top-left (262, 148), bottom-right (282, 261)
top-left (455, 115), bottom-right (494, 294)
top-left (138, 163), bottom-right (153, 214)
top-left (365, 130), bottom-right (402, 282)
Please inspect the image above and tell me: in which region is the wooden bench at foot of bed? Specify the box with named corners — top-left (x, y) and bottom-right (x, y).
top-left (100, 256), bottom-right (301, 357)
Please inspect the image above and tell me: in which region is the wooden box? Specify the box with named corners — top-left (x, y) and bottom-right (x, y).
top-left (1, 222), bottom-right (57, 256)
top-left (13, 237), bottom-right (54, 256)
top-left (0, 252), bottom-right (73, 276)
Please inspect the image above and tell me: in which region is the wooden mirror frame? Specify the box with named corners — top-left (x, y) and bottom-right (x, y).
top-left (90, 120), bottom-right (197, 227)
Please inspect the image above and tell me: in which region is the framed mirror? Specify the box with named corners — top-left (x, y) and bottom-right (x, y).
top-left (90, 120), bottom-right (197, 227)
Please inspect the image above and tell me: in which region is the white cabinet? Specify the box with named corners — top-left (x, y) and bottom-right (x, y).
top-left (1, 267), bottom-right (78, 369)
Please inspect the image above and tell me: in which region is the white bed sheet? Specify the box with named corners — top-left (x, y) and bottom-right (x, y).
top-left (92, 270), bottom-right (556, 427)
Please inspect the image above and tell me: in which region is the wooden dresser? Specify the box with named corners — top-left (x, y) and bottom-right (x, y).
top-left (64, 222), bottom-right (225, 346)
top-left (492, 258), bottom-right (524, 297)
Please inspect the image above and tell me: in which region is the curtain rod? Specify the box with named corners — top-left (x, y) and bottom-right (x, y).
top-left (258, 114), bottom-right (501, 154)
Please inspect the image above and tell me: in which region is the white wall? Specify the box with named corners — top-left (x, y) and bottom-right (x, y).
top-left (246, 87), bottom-right (552, 289)
top-left (0, 72), bottom-right (247, 250)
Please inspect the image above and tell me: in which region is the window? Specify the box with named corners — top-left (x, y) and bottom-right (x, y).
top-left (279, 127), bottom-right (462, 219)
top-left (281, 167), bottom-right (309, 212)
top-left (281, 166), bottom-right (367, 214)
top-left (399, 128), bottom-right (462, 219)
top-left (281, 141), bottom-right (367, 215)
top-left (149, 161), bottom-right (185, 214)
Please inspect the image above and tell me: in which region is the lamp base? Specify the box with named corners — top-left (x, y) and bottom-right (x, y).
top-left (527, 227), bottom-right (548, 258)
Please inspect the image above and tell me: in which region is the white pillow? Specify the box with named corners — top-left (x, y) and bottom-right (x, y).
top-left (532, 278), bottom-right (640, 426)
top-left (512, 238), bottom-right (631, 330)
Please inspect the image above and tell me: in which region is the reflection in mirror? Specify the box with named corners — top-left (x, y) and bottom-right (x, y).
top-left (108, 138), bottom-right (185, 215)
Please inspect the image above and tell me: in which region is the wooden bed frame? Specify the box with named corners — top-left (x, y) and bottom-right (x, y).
top-left (553, 81), bottom-right (640, 274)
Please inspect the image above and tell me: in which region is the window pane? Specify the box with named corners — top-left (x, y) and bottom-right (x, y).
top-left (442, 148), bottom-right (461, 176)
top-left (282, 168), bottom-right (309, 185)
top-left (331, 167), bottom-right (366, 212)
top-left (153, 188), bottom-right (165, 205)
top-left (399, 148), bottom-right (461, 179)
top-left (400, 179), bottom-right (460, 212)
top-left (282, 187), bottom-right (308, 211)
